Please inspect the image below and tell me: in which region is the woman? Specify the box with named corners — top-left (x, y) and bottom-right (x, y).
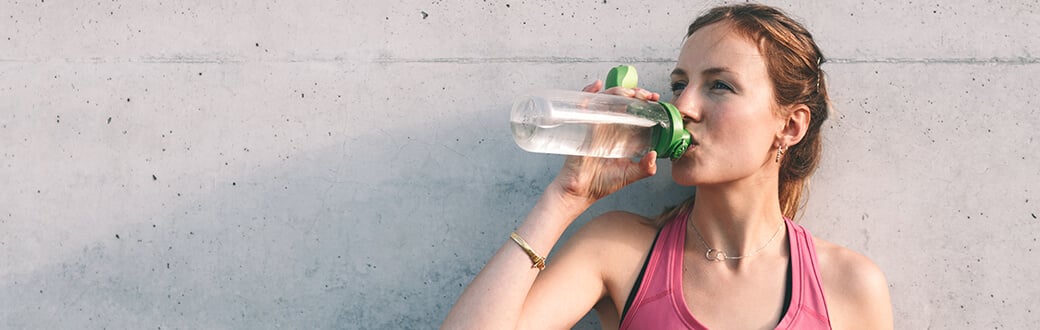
top-left (444, 4), bottom-right (892, 329)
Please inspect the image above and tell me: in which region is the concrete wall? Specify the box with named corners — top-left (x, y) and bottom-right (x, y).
top-left (1, 1), bottom-right (1037, 328)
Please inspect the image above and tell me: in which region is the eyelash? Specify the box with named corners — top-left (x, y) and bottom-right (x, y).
top-left (671, 82), bottom-right (688, 95)
top-left (670, 80), bottom-right (733, 96)
top-left (710, 80), bottom-right (733, 92)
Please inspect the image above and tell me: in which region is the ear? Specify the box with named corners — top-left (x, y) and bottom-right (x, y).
top-left (777, 104), bottom-right (811, 147)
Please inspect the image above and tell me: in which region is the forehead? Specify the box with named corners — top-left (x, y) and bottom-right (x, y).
top-left (674, 21), bottom-right (767, 78)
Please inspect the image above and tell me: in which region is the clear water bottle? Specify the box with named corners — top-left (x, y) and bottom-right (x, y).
top-left (510, 66), bottom-right (691, 159)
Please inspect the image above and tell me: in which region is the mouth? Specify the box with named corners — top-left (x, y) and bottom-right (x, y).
top-left (672, 135), bottom-right (697, 161)
top-left (687, 132), bottom-right (699, 148)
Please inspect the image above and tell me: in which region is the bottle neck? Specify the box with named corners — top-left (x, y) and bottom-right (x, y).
top-left (654, 102), bottom-right (691, 160)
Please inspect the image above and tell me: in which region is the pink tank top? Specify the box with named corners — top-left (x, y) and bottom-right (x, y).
top-left (619, 212), bottom-right (831, 329)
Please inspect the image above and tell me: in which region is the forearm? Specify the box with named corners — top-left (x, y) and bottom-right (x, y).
top-left (442, 184), bottom-right (592, 329)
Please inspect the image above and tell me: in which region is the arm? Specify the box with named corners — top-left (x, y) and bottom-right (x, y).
top-left (442, 82), bottom-right (661, 329)
top-left (441, 183), bottom-right (594, 329)
top-left (518, 210), bottom-right (659, 328)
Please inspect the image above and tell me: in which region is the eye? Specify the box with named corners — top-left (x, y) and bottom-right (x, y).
top-left (671, 81), bottom-right (688, 96)
top-left (710, 80), bottom-right (734, 92)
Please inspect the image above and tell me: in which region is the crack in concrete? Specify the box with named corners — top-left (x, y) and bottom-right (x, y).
top-left (1, 56), bottom-right (1038, 65)
top-left (376, 56), bottom-right (1040, 65)
top-left (828, 57), bottom-right (1040, 65)
top-left (370, 56), bottom-right (677, 64)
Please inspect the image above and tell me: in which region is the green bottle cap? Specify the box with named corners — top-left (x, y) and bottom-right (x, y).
top-left (654, 102), bottom-right (691, 160)
top-left (605, 65), bottom-right (638, 89)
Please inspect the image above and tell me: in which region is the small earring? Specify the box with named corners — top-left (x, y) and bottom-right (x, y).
top-left (776, 145), bottom-right (785, 163)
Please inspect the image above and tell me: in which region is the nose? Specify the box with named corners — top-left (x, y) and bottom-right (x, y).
top-left (671, 90), bottom-right (701, 124)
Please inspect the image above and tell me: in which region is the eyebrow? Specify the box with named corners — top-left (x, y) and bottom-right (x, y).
top-left (671, 67), bottom-right (734, 79)
top-left (670, 68), bottom-right (686, 79)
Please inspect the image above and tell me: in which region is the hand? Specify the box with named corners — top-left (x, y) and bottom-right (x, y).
top-left (549, 80), bottom-right (660, 203)
top-left (584, 80), bottom-right (661, 102)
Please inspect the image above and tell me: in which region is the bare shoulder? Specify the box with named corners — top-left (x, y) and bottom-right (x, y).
top-left (813, 237), bottom-right (888, 290)
top-left (813, 237), bottom-right (894, 329)
top-left (566, 211), bottom-right (661, 313)
top-left (574, 210), bottom-right (659, 243)
top-left (561, 211), bottom-right (660, 268)
top-left (550, 210), bottom-right (659, 275)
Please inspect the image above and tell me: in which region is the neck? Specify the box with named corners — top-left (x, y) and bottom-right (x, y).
top-left (687, 179), bottom-right (786, 259)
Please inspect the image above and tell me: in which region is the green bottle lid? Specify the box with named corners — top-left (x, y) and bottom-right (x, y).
top-left (605, 65), bottom-right (639, 89)
top-left (655, 102), bottom-right (691, 160)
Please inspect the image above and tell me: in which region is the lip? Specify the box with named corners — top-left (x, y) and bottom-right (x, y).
top-left (687, 132), bottom-right (699, 147)
top-left (673, 134), bottom-right (697, 160)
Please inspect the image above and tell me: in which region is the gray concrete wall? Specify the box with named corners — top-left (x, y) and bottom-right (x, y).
top-left (1, 1), bottom-right (1037, 328)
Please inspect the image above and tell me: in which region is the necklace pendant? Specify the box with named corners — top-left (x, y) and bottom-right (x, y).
top-left (705, 248), bottom-right (727, 262)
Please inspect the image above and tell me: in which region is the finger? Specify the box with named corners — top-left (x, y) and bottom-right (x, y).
top-left (582, 80), bottom-right (604, 93)
top-left (631, 88), bottom-right (660, 102)
top-left (627, 151), bottom-right (657, 182)
top-left (602, 87), bottom-right (636, 97)
top-left (641, 151), bottom-right (658, 177)
top-left (647, 91), bottom-right (660, 102)
top-left (602, 87), bottom-right (660, 102)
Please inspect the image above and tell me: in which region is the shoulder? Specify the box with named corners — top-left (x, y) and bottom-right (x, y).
top-left (563, 211), bottom-right (661, 308)
top-left (812, 237), bottom-right (894, 329)
top-left (575, 210), bottom-right (659, 241)
top-left (552, 210), bottom-right (660, 264)
top-left (562, 211), bottom-right (660, 263)
top-left (812, 238), bottom-right (889, 300)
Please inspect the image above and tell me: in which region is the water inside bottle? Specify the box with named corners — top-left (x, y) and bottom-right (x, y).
top-left (511, 112), bottom-right (659, 158)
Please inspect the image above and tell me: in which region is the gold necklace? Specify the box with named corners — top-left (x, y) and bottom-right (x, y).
top-left (689, 217), bottom-right (785, 262)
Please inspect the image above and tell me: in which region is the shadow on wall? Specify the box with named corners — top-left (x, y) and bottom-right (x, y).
top-left (0, 93), bottom-right (692, 329)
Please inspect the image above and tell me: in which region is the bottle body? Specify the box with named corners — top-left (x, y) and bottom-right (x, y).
top-left (510, 90), bottom-right (670, 158)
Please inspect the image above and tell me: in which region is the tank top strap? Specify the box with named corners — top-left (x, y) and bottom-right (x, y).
top-left (619, 210), bottom-right (705, 329)
top-left (776, 218), bottom-right (832, 328)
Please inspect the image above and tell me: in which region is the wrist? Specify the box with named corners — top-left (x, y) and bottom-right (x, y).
top-left (543, 181), bottom-right (596, 213)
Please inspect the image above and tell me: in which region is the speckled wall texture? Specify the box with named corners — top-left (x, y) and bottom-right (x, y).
top-left (1, 1), bottom-right (1037, 329)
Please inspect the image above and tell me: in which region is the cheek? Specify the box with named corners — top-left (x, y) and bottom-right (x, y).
top-left (718, 101), bottom-right (778, 134)
top-left (708, 107), bottom-right (757, 143)
top-left (709, 107), bottom-right (776, 157)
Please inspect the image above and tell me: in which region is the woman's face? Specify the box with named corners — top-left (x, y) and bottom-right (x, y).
top-left (670, 21), bottom-right (786, 187)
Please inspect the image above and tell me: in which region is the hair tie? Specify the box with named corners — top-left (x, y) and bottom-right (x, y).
top-left (815, 57), bottom-right (823, 93)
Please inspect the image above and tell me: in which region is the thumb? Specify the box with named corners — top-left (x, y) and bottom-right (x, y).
top-left (582, 80), bottom-right (603, 93)
top-left (627, 151), bottom-right (658, 183)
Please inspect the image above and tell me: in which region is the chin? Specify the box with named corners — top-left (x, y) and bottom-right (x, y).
top-left (671, 163), bottom-right (733, 187)
top-left (670, 168), bottom-right (702, 187)
top-left (670, 155), bottom-right (702, 186)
